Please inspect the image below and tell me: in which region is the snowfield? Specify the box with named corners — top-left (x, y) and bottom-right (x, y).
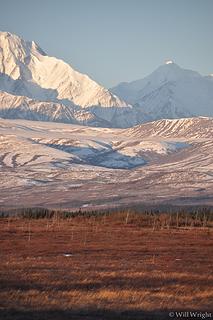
top-left (0, 117), bottom-right (212, 208)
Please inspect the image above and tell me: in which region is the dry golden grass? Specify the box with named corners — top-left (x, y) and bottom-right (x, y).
top-left (0, 216), bottom-right (212, 319)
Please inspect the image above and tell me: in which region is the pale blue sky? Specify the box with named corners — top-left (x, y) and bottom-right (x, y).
top-left (0, 0), bottom-right (212, 87)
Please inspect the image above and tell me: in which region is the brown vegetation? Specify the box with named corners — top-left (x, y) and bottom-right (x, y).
top-left (0, 212), bottom-right (212, 319)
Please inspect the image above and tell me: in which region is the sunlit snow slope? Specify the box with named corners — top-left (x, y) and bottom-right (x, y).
top-left (0, 31), bottom-right (138, 127)
top-left (0, 32), bottom-right (127, 108)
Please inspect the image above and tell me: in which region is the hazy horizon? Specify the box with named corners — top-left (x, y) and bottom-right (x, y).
top-left (0, 0), bottom-right (213, 87)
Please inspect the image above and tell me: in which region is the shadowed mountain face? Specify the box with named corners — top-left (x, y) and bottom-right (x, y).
top-left (0, 72), bottom-right (59, 102)
top-left (0, 89), bottom-right (114, 127)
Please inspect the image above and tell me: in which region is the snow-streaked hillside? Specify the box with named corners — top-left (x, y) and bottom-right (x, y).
top-left (111, 62), bottom-right (213, 120)
top-left (0, 117), bottom-right (212, 208)
top-left (0, 118), bottom-right (189, 170)
top-left (126, 117), bottom-right (213, 139)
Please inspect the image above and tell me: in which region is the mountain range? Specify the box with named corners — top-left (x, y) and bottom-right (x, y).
top-left (0, 31), bottom-right (212, 207)
top-left (0, 31), bottom-right (213, 128)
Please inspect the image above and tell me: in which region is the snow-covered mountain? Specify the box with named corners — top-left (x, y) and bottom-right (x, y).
top-left (111, 61), bottom-right (213, 120)
top-left (0, 31), bottom-right (141, 127)
top-left (0, 31), bottom-right (127, 108)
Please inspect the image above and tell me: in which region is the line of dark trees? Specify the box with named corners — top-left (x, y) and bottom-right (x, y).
top-left (0, 205), bottom-right (212, 228)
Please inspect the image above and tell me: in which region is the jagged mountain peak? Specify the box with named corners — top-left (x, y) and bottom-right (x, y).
top-left (0, 31), bottom-right (46, 56)
top-left (0, 31), bottom-right (127, 109)
top-left (140, 62), bottom-right (201, 88)
top-left (111, 62), bottom-right (213, 119)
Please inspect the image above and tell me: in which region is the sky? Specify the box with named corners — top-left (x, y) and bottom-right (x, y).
top-left (0, 0), bottom-right (213, 87)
